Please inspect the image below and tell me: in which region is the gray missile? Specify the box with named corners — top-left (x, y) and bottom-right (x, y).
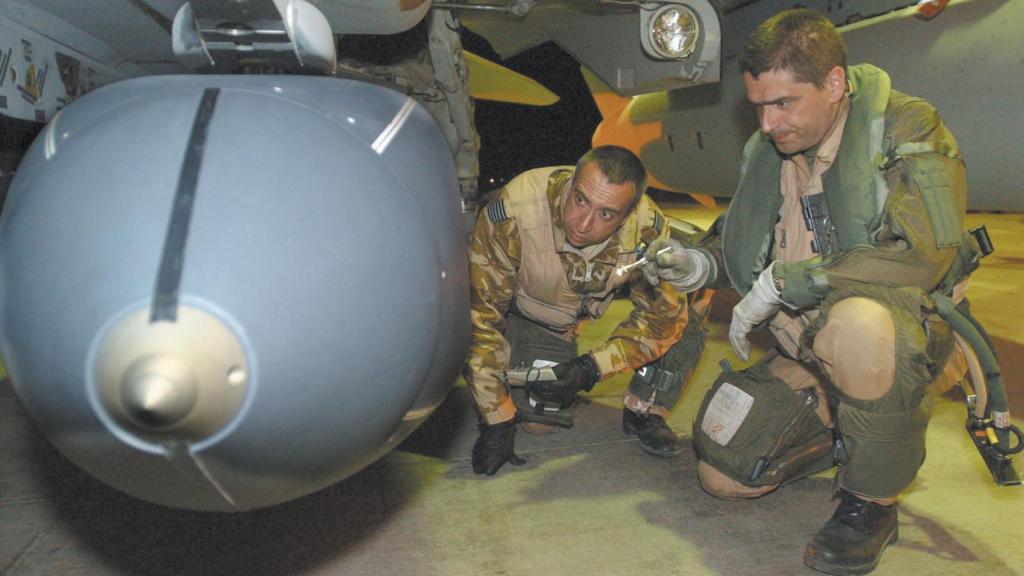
top-left (0, 75), bottom-right (470, 511)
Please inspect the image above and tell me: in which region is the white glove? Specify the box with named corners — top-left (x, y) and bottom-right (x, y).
top-left (729, 264), bottom-right (784, 361)
top-left (641, 238), bottom-right (710, 293)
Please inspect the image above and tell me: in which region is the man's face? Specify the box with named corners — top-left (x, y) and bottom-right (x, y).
top-left (743, 66), bottom-right (846, 155)
top-left (560, 161), bottom-right (636, 249)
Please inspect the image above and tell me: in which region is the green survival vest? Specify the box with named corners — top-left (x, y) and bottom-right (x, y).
top-left (721, 64), bottom-right (895, 297)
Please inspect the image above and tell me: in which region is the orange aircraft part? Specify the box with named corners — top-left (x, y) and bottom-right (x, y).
top-left (590, 92), bottom-right (665, 187)
top-left (915, 0), bottom-right (949, 20)
top-left (590, 90), bottom-right (716, 209)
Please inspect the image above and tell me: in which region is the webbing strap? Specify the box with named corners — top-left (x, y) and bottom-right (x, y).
top-left (838, 401), bottom-right (929, 443)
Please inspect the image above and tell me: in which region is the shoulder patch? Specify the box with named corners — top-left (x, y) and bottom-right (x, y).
top-left (486, 199), bottom-right (509, 224)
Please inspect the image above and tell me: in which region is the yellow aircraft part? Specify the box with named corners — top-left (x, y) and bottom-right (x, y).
top-left (582, 66), bottom-right (715, 208)
top-left (464, 51), bottom-right (560, 106)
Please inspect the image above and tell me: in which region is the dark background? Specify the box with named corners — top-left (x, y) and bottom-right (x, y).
top-left (461, 31), bottom-right (601, 193)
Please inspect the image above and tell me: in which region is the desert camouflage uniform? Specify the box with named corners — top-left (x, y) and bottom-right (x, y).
top-left (465, 166), bottom-right (687, 425)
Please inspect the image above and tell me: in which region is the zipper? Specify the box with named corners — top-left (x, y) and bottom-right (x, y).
top-left (749, 389), bottom-right (819, 481)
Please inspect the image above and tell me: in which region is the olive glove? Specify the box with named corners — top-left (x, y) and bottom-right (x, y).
top-left (641, 238), bottom-right (711, 293)
top-left (729, 264), bottom-right (784, 361)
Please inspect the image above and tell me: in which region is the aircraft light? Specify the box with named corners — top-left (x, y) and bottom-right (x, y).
top-left (646, 4), bottom-right (700, 60)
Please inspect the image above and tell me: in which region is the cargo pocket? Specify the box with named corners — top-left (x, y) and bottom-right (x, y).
top-left (913, 162), bottom-right (961, 248)
top-left (693, 364), bottom-right (829, 486)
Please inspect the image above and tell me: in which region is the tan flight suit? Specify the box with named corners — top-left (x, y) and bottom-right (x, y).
top-left (694, 64), bottom-right (967, 500)
top-left (464, 166), bottom-right (687, 425)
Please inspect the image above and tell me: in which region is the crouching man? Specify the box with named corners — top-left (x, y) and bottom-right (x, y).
top-left (465, 145), bottom-right (711, 475)
top-left (684, 9), bottom-right (972, 575)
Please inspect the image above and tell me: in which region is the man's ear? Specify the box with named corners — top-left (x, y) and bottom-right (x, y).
top-left (826, 66), bottom-right (847, 103)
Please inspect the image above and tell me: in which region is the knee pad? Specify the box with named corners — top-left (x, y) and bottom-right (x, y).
top-left (835, 399), bottom-right (930, 498)
top-left (628, 362), bottom-right (683, 410)
top-left (628, 317), bottom-right (707, 410)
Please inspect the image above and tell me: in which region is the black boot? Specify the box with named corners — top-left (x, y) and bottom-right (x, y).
top-left (472, 420), bottom-right (526, 476)
top-left (804, 491), bottom-right (898, 575)
top-left (622, 409), bottom-right (683, 458)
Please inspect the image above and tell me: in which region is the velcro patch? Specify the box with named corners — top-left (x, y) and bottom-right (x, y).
top-left (486, 199), bottom-right (509, 224)
top-left (700, 382), bottom-right (754, 446)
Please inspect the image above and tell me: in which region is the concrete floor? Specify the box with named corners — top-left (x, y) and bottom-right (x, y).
top-left (2, 204), bottom-right (1022, 576)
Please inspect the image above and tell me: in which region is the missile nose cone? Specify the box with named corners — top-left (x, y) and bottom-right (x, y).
top-left (121, 356), bottom-right (198, 429)
top-left (93, 305), bottom-right (249, 444)
top-left (126, 375), bottom-right (182, 425)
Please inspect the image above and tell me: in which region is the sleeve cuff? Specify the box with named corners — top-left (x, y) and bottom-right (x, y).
top-left (669, 248), bottom-right (713, 293)
top-left (774, 259), bottom-right (830, 308)
top-left (480, 396), bottom-right (518, 425)
top-left (589, 340), bottom-right (629, 380)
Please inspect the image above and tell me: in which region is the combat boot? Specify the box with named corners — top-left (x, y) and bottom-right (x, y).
top-left (622, 409), bottom-right (683, 458)
top-left (472, 421), bottom-right (526, 475)
top-left (803, 491), bottom-right (898, 575)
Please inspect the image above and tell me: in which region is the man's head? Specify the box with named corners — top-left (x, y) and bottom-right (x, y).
top-left (561, 146), bottom-right (646, 248)
top-left (738, 9), bottom-right (848, 155)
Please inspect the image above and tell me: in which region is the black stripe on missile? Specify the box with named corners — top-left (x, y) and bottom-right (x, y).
top-left (151, 87), bottom-right (220, 323)
top-left (0, 49), bottom-right (11, 88)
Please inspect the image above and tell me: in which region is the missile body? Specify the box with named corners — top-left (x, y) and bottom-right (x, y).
top-left (0, 75), bottom-right (470, 511)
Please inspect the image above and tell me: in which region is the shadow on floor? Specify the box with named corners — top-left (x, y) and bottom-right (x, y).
top-left (10, 385), bottom-right (476, 576)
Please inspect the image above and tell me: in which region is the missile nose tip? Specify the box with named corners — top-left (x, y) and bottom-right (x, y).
top-left (122, 366), bottom-right (196, 428)
top-left (93, 305), bottom-right (249, 444)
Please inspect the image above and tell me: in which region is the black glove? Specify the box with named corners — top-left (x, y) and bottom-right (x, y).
top-left (472, 420), bottom-right (526, 475)
top-left (527, 354), bottom-right (601, 406)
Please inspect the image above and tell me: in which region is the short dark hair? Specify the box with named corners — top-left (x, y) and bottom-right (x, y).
top-left (738, 9), bottom-right (846, 88)
top-left (575, 145), bottom-right (647, 206)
